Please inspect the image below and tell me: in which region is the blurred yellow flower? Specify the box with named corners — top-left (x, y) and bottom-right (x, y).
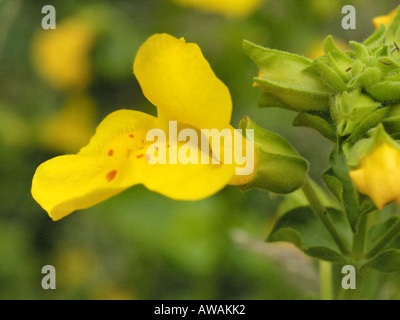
top-left (172, 0), bottom-right (264, 18)
top-left (32, 33), bottom-right (255, 221)
top-left (38, 95), bottom-right (97, 153)
top-left (350, 143), bottom-right (400, 209)
top-left (31, 17), bottom-right (94, 90)
top-left (372, 6), bottom-right (399, 29)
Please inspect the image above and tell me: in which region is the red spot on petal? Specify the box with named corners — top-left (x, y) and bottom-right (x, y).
top-left (136, 154), bottom-right (144, 159)
top-left (141, 139), bottom-right (145, 144)
top-left (129, 134), bottom-right (134, 138)
top-left (106, 170), bottom-right (117, 182)
top-left (108, 149), bottom-right (114, 156)
top-left (146, 153), bottom-right (151, 162)
top-left (126, 150), bottom-right (132, 157)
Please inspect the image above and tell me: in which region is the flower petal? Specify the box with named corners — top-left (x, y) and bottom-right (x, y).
top-left (133, 33), bottom-right (232, 130)
top-left (32, 110), bottom-right (158, 220)
top-left (350, 143), bottom-right (400, 209)
top-left (142, 161), bottom-right (236, 201)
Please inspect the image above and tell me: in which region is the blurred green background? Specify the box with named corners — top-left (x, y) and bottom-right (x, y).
top-left (1, 0), bottom-right (399, 300)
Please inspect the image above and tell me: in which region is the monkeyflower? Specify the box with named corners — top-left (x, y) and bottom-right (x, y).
top-left (349, 126), bottom-right (400, 210)
top-left (32, 34), bottom-right (255, 221)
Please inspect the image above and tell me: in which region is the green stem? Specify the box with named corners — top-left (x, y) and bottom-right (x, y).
top-left (339, 266), bottom-right (365, 300)
top-left (302, 178), bottom-right (349, 256)
top-left (352, 214), bottom-right (367, 261)
top-left (319, 260), bottom-right (332, 300)
top-left (366, 220), bottom-right (400, 259)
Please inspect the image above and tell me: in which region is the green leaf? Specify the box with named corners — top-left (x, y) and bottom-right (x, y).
top-left (364, 249), bottom-right (400, 273)
top-left (367, 216), bottom-right (400, 252)
top-left (268, 206), bottom-right (352, 262)
top-left (327, 149), bottom-right (360, 233)
top-left (292, 112), bottom-right (336, 142)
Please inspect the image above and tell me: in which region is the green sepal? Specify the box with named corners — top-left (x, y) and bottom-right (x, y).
top-left (344, 107), bottom-right (388, 146)
top-left (292, 112), bottom-right (336, 142)
top-left (344, 124), bottom-right (400, 168)
top-left (241, 150), bottom-right (309, 194)
top-left (384, 7), bottom-right (400, 44)
top-left (383, 103), bottom-right (400, 134)
top-left (349, 41), bottom-right (370, 64)
top-left (356, 67), bottom-right (381, 88)
top-left (331, 90), bottom-right (381, 137)
top-left (306, 59), bottom-right (348, 92)
top-left (239, 117), bottom-right (309, 194)
top-left (351, 60), bottom-right (365, 78)
top-left (374, 57), bottom-right (399, 74)
top-left (267, 206), bottom-right (352, 262)
top-left (363, 24), bottom-right (386, 49)
top-left (366, 80), bottom-right (400, 102)
top-left (323, 36), bottom-right (354, 81)
top-left (243, 40), bottom-right (332, 111)
top-left (254, 78), bottom-right (331, 112)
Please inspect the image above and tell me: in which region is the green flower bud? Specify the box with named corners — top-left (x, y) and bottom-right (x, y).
top-left (323, 36), bottom-right (354, 81)
top-left (238, 116), bottom-right (309, 194)
top-left (331, 90), bottom-right (381, 136)
top-left (243, 40), bottom-right (333, 112)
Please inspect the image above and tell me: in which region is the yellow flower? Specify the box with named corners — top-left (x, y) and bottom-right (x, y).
top-left (350, 143), bottom-right (400, 209)
top-left (172, 0), bottom-right (264, 18)
top-left (372, 6), bottom-right (399, 29)
top-left (32, 33), bottom-right (255, 221)
top-left (31, 17), bottom-right (94, 90)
